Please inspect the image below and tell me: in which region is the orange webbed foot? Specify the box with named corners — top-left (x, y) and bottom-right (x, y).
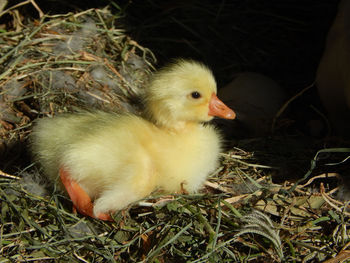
top-left (59, 167), bottom-right (112, 221)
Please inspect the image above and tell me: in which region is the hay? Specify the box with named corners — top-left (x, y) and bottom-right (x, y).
top-left (1, 1), bottom-right (350, 262)
top-left (1, 144), bottom-right (350, 262)
top-left (0, 5), bottom-right (156, 149)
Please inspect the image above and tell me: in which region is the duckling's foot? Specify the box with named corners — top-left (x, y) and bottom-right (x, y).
top-left (96, 212), bottom-right (113, 221)
top-left (180, 182), bottom-right (189, 195)
top-left (59, 168), bottom-right (112, 221)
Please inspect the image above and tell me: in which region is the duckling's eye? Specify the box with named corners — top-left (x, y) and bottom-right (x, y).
top-left (191, 91), bottom-right (201, 99)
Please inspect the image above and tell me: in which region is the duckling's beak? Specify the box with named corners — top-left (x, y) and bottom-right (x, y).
top-left (209, 93), bottom-right (236, 119)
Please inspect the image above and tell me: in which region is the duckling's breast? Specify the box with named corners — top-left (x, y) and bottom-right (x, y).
top-left (153, 124), bottom-right (222, 193)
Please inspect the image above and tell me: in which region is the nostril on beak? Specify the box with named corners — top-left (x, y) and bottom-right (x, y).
top-left (208, 93), bottom-right (236, 119)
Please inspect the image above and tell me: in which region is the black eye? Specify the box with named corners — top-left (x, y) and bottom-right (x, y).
top-left (191, 91), bottom-right (201, 99)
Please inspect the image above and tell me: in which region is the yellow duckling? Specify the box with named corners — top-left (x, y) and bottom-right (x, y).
top-left (31, 59), bottom-right (235, 220)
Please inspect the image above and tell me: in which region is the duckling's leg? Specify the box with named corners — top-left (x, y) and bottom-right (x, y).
top-left (93, 185), bottom-right (149, 217)
top-left (59, 168), bottom-right (112, 221)
top-left (93, 161), bottom-right (156, 217)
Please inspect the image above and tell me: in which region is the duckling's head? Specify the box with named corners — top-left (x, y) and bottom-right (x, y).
top-left (145, 59), bottom-right (235, 129)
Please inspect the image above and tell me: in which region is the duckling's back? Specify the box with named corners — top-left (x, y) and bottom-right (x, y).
top-left (31, 112), bottom-right (121, 181)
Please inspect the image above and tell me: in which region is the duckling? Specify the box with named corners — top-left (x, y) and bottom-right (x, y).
top-left (31, 59), bottom-right (235, 220)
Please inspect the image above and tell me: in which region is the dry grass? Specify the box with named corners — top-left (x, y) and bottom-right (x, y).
top-left (0, 3), bottom-right (155, 148)
top-left (1, 145), bottom-right (350, 262)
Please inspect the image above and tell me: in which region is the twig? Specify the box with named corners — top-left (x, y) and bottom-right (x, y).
top-left (0, 0), bottom-right (44, 18)
top-left (0, 0), bottom-right (31, 18)
top-left (320, 183), bottom-right (350, 217)
top-left (205, 181), bottom-right (231, 193)
top-left (29, 0), bottom-right (44, 18)
top-left (0, 169), bottom-right (20, 180)
top-left (298, 173), bottom-right (339, 188)
top-left (272, 82), bottom-right (314, 132)
top-left (323, 250), bottom-right (350, 263)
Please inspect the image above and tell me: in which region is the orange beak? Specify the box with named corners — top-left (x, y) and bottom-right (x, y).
top-left (208, 93), bottom-right (236, 119)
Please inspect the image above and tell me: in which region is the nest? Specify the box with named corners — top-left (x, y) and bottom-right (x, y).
top-left (0, 5), bottom-right (156, 153)
top-left (1, 143), bottom-right (350, 262)
top-left (1, 1), bottom-right (350, 263)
